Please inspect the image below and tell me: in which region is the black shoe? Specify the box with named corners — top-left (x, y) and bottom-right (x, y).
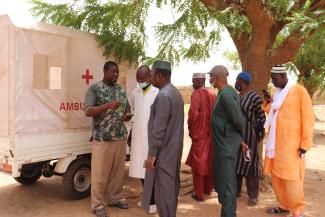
top-left (112, 200), bottom-right (129, 209)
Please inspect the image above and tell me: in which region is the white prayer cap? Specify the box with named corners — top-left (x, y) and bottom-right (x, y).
top-left (271, 65), bottom-right (287, 74)
top-left (192, 73), bottom-right (206, 79)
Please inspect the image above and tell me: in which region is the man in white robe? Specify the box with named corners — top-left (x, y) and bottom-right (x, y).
top-left (129, 65), bottom-right (159, 213)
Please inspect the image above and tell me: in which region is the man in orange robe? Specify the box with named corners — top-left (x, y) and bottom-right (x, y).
top-left (264, 65), bottom-right (314, 217)
top-left (186, 72), bottom-right (216, 201)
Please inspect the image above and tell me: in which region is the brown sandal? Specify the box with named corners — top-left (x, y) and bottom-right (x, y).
top-left (112, 200), bottom-right (129, 209)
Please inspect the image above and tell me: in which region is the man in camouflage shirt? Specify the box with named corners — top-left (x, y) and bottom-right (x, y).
top-left (85, 61), bottom-right (132, 217)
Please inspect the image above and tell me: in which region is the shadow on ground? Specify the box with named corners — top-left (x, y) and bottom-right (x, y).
top-left (1, 164), bottom-right (324, 217)
top-left (0, 110), bottom-right (324, 217)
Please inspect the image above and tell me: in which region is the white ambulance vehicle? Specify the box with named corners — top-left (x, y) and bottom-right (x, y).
top-left (0, 15), bottom-right (136, 199)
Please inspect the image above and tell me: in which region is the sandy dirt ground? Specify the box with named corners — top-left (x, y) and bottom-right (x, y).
top-left (0, 107), bottom-right (325, 217)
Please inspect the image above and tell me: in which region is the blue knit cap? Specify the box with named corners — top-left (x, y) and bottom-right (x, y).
top-left (237, 71), bottom-right (252, 83)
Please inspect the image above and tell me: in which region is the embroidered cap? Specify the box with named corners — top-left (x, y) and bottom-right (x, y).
top-left (271, 65), bottom-right (287, 74)
top-left (192, 73), bottom-right (206, 79)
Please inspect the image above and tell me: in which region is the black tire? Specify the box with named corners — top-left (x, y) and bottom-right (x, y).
top-left (63, 158), bottom-right (91, 200)
top-left (14, 166), bottom-right (42, 185)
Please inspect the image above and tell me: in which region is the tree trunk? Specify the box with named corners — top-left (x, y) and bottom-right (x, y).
top-left (242, 57), bottom-right (271, 94)
top-left (238, 44), bottom-right (271, 94)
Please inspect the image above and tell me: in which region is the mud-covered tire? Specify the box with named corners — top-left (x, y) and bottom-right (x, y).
top-left (14, 166), bottom-right (42, 185)
top-left (63, 158), bottom-right (91, 200)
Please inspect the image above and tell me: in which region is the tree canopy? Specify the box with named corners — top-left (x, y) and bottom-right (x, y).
top-left (223, 28), bottom-right (325, 96)
top-left (31, 0), bottom-right (324, 90)
top-left (294, 28), bottom-right (325, 96)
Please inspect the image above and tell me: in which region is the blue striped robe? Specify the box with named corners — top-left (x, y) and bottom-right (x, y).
top-left (235, 91), bottom-right (266, 176)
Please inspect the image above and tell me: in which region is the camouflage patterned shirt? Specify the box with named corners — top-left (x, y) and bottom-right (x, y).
top-left (85, 81), bottom-right (129, 141)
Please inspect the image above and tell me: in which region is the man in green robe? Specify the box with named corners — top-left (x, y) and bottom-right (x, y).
top-left (209, 65), bottom-right (244, 217)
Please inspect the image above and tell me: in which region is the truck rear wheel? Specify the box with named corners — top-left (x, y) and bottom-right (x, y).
top-left (63, 158), bottom-right (91, 200)
top-left (14, 166), bottom-right (42, 185)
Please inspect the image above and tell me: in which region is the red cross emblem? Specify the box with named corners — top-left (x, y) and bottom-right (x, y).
top-left (82, 69), bottom-right (93, 85)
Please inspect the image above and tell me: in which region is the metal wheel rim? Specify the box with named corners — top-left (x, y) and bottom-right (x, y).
top-left (73, 167), bottom-right (91, 192)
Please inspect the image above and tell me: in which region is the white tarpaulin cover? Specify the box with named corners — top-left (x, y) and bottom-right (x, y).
top-left (0, 15), bottom-right (136, 136)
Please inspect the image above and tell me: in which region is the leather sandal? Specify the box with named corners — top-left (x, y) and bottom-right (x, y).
top-left (112, 200), bottom-right (129, 209)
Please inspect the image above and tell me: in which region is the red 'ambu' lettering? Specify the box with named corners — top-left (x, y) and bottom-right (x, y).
top-left (59, 102), bottom-right (66, 111)
top-left (66, 103), bottom-right (74, 111)
top-left (59, 102), bottom-right (85, 111)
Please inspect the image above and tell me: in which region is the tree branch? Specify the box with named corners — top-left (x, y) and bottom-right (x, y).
top-left (199, 0), bottom-right (244, 11)
top-left (242, 0), bottom-right (274, 30)
top-left (268, 20), bottom-right (286, 48)
top-left (268, 0), bottom-right (323, 51)
top-left (199, 0), bottom-right (228, 11)
top-left (226, 27), bottom-right (250, 66)
top-left (271, 30), bottom-right (315, 65)
top-left (310, 0), bottom-right (325, 11)
top-left (288, 0), bottom-right (308, 15)
top-left (199, 0), bottom-right (249, 66)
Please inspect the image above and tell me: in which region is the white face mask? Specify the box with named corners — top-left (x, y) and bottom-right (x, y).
top-left (138, 82), bottom-right (149, 89)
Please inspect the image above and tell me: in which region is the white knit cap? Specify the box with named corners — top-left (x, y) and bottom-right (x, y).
top-left (192, 73), bottom-right (206, 79)
top-left (271, 65), bottom-right (287, 74)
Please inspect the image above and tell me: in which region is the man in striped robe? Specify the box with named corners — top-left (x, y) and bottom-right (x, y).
top-left (234, 72), bottom-right (266, 206)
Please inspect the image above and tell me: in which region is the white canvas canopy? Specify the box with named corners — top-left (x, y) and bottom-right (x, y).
top-left (0, 14), bottom-right (137, 136)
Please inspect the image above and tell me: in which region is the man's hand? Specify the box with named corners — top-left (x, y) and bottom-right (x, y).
top-left (146, 156), bottom-right (157, 171)
top-left (85, 101), bottom-right (120, 117)
top-left (262, 90), bottom-right (272, 103)
top-left (127, 129), bottom-right (132, 147)
top-left (298, 148), bottom-right (307, 158)
top-left (241, 141), bottom-right (250, 153)
top-left (123, 113), bottom-right (133, 122)
top-left (106, 101), bottom-right (120, 110)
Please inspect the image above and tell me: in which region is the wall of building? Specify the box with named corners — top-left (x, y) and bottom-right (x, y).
top-left (177, 86), bottom-right (193, 104)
